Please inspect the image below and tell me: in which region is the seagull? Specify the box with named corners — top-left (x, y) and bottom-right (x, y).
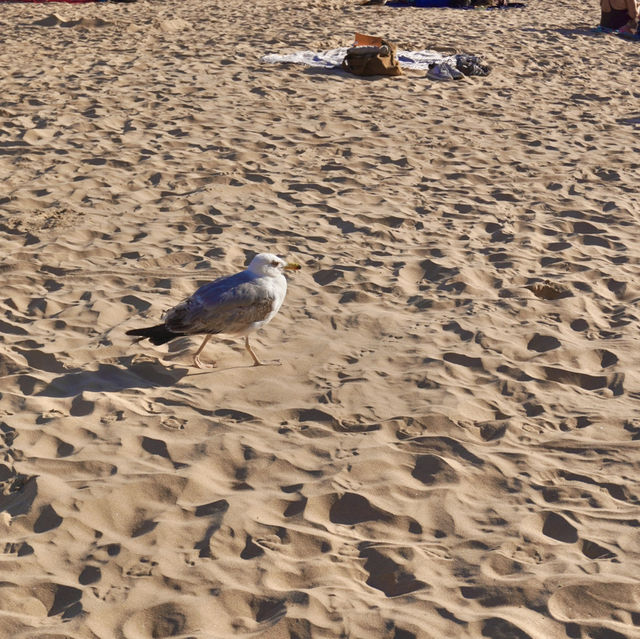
top-left (126, 253), bottom-right (300, 368)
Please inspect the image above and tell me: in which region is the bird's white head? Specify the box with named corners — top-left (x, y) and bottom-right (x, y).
top-left (247, 253), bottom-right (301, 277)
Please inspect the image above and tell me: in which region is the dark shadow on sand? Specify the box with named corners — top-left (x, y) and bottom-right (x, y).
top-left (303, 66), bottom-right (372, 78)
top-left (551, 26), bottom-right (607, 38)
top-left (186, 360), bottom-right (282, 377)
top-left (617, 115), bottom-right (640, 127)
top-left (522, 24), bottom-right (638, 40)
top-left (36, 359), bottom-right (189, 398)
top-left (302, 65), bottom-right (427, 80)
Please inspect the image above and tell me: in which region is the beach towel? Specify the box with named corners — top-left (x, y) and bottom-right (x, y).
top-left (262, 46), bottom-right (491, 80)
top-left (262, 33), bottom-right (491, 75)
top-left (261, 48), bottom-right (458, 71)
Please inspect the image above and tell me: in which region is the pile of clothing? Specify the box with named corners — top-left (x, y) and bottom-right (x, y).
top-left (427, 53), bottom-right (490, 80)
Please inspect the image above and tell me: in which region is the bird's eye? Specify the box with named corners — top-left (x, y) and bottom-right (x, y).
top-left (271, 260), bottom-right (279, 267)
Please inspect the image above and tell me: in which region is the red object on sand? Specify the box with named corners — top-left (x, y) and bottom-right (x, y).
top-left (2, 0), bottom-right (106, 3)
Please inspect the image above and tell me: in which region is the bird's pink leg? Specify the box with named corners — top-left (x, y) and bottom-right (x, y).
top-left (245, 336), bottom-right (281, 367)
top-left (245, 336), bottom-right (264, 366)
top-left (193, 335), bottom-right (213, 368)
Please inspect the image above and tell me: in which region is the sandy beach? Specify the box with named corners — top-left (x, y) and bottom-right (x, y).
top-left (1, 0), bottom-right (640, 637)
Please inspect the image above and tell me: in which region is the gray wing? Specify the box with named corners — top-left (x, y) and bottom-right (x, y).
top-left (164, 275), bottom-right (276, 335)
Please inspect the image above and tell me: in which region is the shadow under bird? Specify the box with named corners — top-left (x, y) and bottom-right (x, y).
top-left (126, 253), bottom-right (301, 368)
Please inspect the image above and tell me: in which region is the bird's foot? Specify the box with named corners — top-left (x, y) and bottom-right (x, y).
top-left (193, 356), bottom-right (216, 369)
top-left (252, 358), bottom-right (281, 367)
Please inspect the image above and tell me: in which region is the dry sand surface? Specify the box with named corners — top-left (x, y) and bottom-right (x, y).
top-left (1, 0), bottom-right (640, 636)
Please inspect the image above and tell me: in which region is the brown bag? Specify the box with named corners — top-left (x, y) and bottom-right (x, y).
top-left (341, 40), bottom-right (402, 77)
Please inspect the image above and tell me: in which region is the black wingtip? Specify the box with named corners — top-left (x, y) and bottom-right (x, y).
top-left (126, 324), bottom-right (182, 346)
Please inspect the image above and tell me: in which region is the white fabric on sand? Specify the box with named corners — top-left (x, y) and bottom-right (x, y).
top-left (261, 48), bottom-right (456, 71)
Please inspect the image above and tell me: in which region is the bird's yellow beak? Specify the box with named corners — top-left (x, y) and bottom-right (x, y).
top-left (284, 262), bottom-right (301, 271)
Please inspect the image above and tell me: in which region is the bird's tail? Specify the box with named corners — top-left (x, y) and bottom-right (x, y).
top-left (125, 324), bottom-right (183, 346)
